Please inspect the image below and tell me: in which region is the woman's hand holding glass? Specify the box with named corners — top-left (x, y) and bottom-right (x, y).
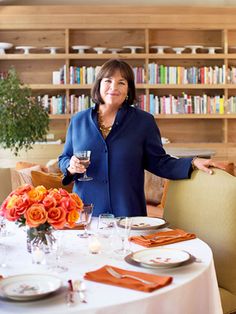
top-left (75, 151), bottom-right (93, 181)
top-left (67, 151), bottom-right (93, 181)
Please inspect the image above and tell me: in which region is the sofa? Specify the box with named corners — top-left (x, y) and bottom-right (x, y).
top-left (0, 168), bottom-right (12, 205)
top-left (163, 169), bottom-right (236, 314)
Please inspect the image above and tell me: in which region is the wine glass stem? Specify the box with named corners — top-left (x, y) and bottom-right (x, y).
top-left (83, 224), bottom-right (89, 237)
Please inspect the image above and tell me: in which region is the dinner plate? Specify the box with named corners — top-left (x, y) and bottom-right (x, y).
top-left (0, 274), bottom-right (62, 301)
top-left (118, 216), bottom-right (167, 230)
top-left (130, 247), bottom-right (191, 269)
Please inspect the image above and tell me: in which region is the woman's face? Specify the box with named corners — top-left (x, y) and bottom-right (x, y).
top-left (100, 70), bottom-right (128, 108)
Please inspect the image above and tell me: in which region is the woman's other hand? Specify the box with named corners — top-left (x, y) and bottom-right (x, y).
top-left (192, 158), bottom-right (234, 175)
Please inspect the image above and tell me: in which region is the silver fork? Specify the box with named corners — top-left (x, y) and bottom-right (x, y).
top-left (106, 267), bottom-right (155, 285)
top-left (141, 235), bottom-right (182, 241)
top-left (73, 280), bottom-right (87, 303)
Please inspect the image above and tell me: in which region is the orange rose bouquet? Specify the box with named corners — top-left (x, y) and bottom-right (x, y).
top-left (0, 184), bottom-right (84, 250)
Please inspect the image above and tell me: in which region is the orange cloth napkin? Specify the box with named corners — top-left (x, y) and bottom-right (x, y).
top-left (84, 265), bottom-right (172, 292)
top-left (129, 229), bottom-right (196, 247)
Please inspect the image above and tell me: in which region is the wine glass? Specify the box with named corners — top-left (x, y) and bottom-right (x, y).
top-left (75, 150), bottom-right (93, 181)
top-left (114, 217), bottom-right (133, 256)
top-left (78, 204), bottom-right (94, 238)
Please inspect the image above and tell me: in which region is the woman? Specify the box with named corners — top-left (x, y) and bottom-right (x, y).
top-left (59, 59), bottom-right (217, 217)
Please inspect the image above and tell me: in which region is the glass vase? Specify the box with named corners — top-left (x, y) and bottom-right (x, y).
top-left (26, 226), bottom-right (55, 253)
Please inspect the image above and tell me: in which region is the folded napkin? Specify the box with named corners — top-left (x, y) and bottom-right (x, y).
top-left (84, 265), bottom-right (172, 292)
top-left (129, 229), bottom-right (196, 247)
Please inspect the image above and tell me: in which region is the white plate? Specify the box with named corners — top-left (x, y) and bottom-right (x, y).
top-left (131, 248), bottom-right (191, 268)
top-left (184, 45), bottom-right (203, 53)
top-left (43, 47), bottom-right (63, 54)
top-left (172, 47), bottom-right (185, 54)
top-left (204, 46), bottom-right (222, 54)
top-left (15, 46), bottom-right (36, 54)
top-left (0, 274), bottom-right (62, 301)
top-left (119, 216), bottom-right (167, 230)
top-left (72, 45), bottom-right (91, 53)
top-left (108, 48), bottom-right (122, 54)
top-left (122, 46), bottom-right (144, 53)
top-left (93, 47), bottom-right (107, 54)
top-left (0, 42), bottom-right (13, 54)
top-left (150, 45), bottom-right (170, 53)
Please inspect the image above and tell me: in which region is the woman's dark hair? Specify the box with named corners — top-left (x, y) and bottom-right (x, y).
top-left (91, 59), bottom-right (136, 106)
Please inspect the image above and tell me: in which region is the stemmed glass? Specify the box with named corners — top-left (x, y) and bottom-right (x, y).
top-left (114, 217), bottom-right (133, 256)
top-left (75, 150), bottom-right (93, 181)
top-left (78, 204), bottom-right (94, 238)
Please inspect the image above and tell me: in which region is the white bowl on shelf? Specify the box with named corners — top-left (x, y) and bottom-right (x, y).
top-left (93, 47), bottom-right (107, 54)
top-left (150, 45), bottom-right (170, 54)
top-left (108, 48), bottom-right (122, 54)
top-left (43, 47), bottom-right (63, 54)
top-left (172, 47), bottom-right (185, 54)
top-left (15, 46), bottom-right (36, 54)
top-left (204, 46), bottom-right (222, 54)
top-left (72, 45), bottom-right (91, 53)
top-left (122, 46), bottom-right (144, 53)
top-left (0, 42), bottom-right (13, 54)
top-left (184, 45), bottom-right (203, 54)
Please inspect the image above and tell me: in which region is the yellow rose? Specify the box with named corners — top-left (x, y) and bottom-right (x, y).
top-left (67, 209), bottom-right (80, 228)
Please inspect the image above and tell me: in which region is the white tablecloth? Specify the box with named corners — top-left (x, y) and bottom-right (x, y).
top-left (0, 220), bottom-right (223, 314)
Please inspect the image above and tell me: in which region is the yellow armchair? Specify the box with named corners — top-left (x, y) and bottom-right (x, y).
top-left (163, 169), bottom-right (236, 314)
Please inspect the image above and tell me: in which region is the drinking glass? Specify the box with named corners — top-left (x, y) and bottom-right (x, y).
top-left (46, 230), bottom-right (68, 273)
top-left (114, 217), bottom-right (133, 256)
top-left (97, 214), bottom-right (115, 253)
top-left (0, 244), bottom-right (7, 268)
top-left (78, 204), bottom-right (94, 238)
top-left (75, 150), bottom-right (93, 181)
top-left (97, 213), bottom-right (115, 236)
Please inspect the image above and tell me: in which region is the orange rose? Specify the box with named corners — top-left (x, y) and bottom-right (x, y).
top-left (58, 188), bottom-right (70, 197)
top-left (9, 184), bottom-right (33, 196)
top-left (67, 209), bottom-right (80, 227)
top-left (9, 195), bottom-right (30, 217)
top-left (43, 195), bottom-right (57, 210)
top-left (48, 189), bottom-right (62, 204)
top-left (70, 193), bottom-right (83, 209)
top-left (47, 206), bottom-right (67, 229)
top-left (24, 204), bottom-right (48, 228)
top-left (5, 207), bottom-right (19, 221)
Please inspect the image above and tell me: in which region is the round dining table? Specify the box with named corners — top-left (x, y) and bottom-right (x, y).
top-left (0, 219), bottom-right (223, 314)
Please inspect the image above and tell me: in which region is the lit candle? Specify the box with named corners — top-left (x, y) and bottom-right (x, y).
top-left (88, 237), bottom-right (101, 254)
top-left (32, 247), bottom-right (45, 264)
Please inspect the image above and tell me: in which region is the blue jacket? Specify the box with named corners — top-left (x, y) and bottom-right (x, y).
top-left (58, 103), bottom-right (193, 217)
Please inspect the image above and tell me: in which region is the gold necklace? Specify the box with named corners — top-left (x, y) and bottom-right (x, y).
top-left (97, 111), bottom-right (112, 139)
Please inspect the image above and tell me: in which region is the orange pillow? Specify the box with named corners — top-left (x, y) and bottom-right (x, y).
top-left (15, 161), bottom-right (39, 170)
top-left (31, 170), bottom-right (73, 193)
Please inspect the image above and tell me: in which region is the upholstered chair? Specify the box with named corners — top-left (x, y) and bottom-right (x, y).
top-left (163, 169), bottom-right (236, 314)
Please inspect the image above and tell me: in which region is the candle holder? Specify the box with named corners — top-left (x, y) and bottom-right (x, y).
top-left (31, 242), bottom-right (46, 265)
top-left (88, 235), bottom-right (102, 254)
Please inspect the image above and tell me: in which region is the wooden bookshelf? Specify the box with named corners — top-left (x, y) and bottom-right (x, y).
top-left (1, 6), bottom-right (236, 163)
